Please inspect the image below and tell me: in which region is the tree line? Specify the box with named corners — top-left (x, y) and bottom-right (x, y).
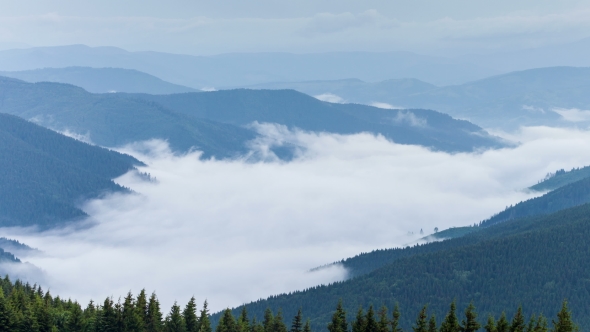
top-left (0, 276), bottom-right (579, 332)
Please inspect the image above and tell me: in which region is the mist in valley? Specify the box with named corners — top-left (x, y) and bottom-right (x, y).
top-left (2, 124), bottom-right (590, 310)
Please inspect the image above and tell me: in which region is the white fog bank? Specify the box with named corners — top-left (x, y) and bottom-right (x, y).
top-left (3, 125), bottom-right (590, 311)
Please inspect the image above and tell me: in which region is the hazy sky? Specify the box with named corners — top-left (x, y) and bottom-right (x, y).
top-left (1, 1), bottom-right (590, 55)
top-left (4, 124), bottom-right (590, 311)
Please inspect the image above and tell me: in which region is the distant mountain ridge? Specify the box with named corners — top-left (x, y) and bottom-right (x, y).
top-left (0, 67), bottom-right (197, 94)
top-left (0, 77), bottom-right (257, 158)
top-left (0, 45), bottom-right (498, 87)
top-left (244, 67), bottom-right (590, 129)
top-left (129, 89), bottom-right (506, 153)
top-left (0, 77), bottom-right (507, 155)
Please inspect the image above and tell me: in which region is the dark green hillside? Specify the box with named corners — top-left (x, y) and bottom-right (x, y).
top-left (530, 166), bottom-right (590, 192)
top-left (480, 176), bottom-right (590, 227)
top-left (222, 203), bottom-right (590, 329)
top-left (0, 113), bottom-right (140, 228)
top-left (310, 174), bottom-right (590, 282)
top-left (132, 89), bottom-right (505, 153)
top-left (0, 77), bottom-right (256, 158)
top-left (0, 66), bottom-right (197, 94)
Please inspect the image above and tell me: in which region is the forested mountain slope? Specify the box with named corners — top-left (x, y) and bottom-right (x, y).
top-left (0, 77), bottom-right (256, 158)
top-left (0, 113), bottom-right (141, 228)
top-left (480, 176), bottom-right (590, 227)
top-left (222, 203), bottom-right (590, 329)
top-left (130, 89), bottom-right (506, 153)
top-left (530, 166), bottom-right (590, 192)
top-left (0, 67), bottom-right (197, 94)
top-left (313, 173), bottom-right (590, 281)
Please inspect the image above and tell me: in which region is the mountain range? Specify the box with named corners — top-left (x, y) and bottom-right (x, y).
top-left (0, 45), bottom-right (498, 87)
top-left (0, 77), bottom-right (505, 157)
top-left (0, 67), bottom-right (197, 94)
top-left (246, 66), bottom-right (590, 129)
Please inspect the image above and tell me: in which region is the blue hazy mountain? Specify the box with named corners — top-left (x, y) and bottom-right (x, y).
top-left (250, 67), bottom-right (590, 129)
top-left (0, 67), bottom-right (197, 94)
top-left (245, 78), bottom-right (437, 104)
top-left (0, 76), bottom-right (506, 154)
top-left (0, 77), bottom-right (257, 158)
top-left (0, 112), bottom-right (142, 228)
top-left (130, 89), bottom-right (506, 153)
top-left (0, 45), bottom-right (498, 87)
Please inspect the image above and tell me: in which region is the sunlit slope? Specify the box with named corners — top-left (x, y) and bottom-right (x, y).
top-left (223, 203), bottom-right (590, 329)
top-left (0, 113), bottom-right (141, 228)
top-left (0, 67), bottom-right (197, 94)
top-left (132, 89), bottom-right (506, 153)
top-left (0, 77), bottom-right (256, 158)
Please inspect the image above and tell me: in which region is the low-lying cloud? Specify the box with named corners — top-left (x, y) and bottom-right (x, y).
top-left (3, 125), bottom-right (590, 312)
top-left (552, 107), bottom-right (590, 122)
top-left (314, 93), bottom-right (345, 103)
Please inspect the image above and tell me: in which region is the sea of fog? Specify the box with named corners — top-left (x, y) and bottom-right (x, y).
top-left (3, 124), bottom-right (590, 311)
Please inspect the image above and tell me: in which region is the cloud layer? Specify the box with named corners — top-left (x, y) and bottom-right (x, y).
top-left (3, 125), bottom-right (590, 312)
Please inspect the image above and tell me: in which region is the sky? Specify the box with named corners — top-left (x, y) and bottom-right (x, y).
top-left (1, 1), bottom-right (590, 55)
top-left (3, 125), bottom-right (590, 311)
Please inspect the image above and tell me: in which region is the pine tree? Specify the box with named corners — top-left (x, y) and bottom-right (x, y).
top-left (20, 303), bottom-right (40, 332)
top-left (0, 289), bottom-right (15, 332)
top-left (551, 301), bottom-right (578, 332)
top-left (166, 302), bottom-right (186, 332)
top-left (198, 301), bottom-right (212, 332)
top-left (533, 315), bottom-right (548, 332)
top-left (378, 306), bottom-right (389, 332)
top-left (67, 302), bottom-right (84, 332)
top-left (238, 307), bottom-right (250, 332)
top-left (251, 318), bottom-right (265, 332)
top-left (137, 290), bottom-right (149, 329)
top-left (216, 309), bottom-right (237, 332)
top-left (83, 300), bottom-right (98, 332)
top-left (366, 306), bottom-right (379, 332)
top-left (97, 297), bottom-right (118, 332)
top-left (412, 305), bottom-right (428, 332)
top-left (460, 303), bottom-right (480, 332)
top-left (484, 315), bottom-right (497, 332)
top-left (328, 300), bottom-right (348, 332)
top-left (303, 320), bottom-right (312, 332)
top-left (273, 309), bottom-right (288, 332)
top-left (510, 307), bottom-right (525, 332)
top-left (428, 315), bottom-right (437, 332)
top-left (496, 313), bottom-right (509, 332)
top-left (291, 309), bottom-right (303, 332)
top-left (184, 297), bottom-right (199, 332)
top-left (264, 309), bottom-right (274, 332)
top-left (147, 293), bottom-right (164, 332)
top-left (352, 307), bottom-right (366, 332)
top-left (122, 292), bottom-right (143, 332)
top-left (526, 315), bottom-right (536, 332)
top-left (440, 301), bottom-right (460, 332)
top-left (390, 304), bottom-right (402, 332)
top-left (34, 295), bottom-right (52, 332)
